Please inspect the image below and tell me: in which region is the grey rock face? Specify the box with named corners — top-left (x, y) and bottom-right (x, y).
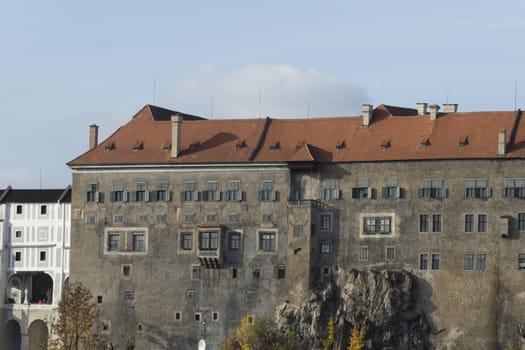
top-left (277, 269), bottom-right (430, 350)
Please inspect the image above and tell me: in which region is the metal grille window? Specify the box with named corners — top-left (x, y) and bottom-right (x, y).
top-left (465, 214), bottom-right (474, 232)
top-left (108, 234), bottom-right (120, 251)
top-left (259, 232), bottom-right (276, 252)
top-left (419, 214), bottom-right (429, 232)
top-left (504, 178), bottom-right (525, 198)
top-left (225, 181), bottom-right (242, 201)
top-left (464, 179), bottom-right (490, 198)
top-left (320, 179), bottom-right (340, 200)
top-left (199, 231), bottom-right (219, 250)
top-left (363, 216), bottom-right (392, 235)
top-left (133, 234), bottom-right (145, 252)
top-left (464, 254), bottom-right (474, 270)
top-left (182, 182), bottom-right (198, 201)
top-left (181, 233), bottom-right (193, 250)
top-left (320, 214), bottom-right (332, 231)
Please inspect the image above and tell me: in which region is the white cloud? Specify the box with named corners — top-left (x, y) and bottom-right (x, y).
top-left (170, 64), bottom-right (367, 118)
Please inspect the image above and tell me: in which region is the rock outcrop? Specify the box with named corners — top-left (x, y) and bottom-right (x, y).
top-left (277, 269), bottom-right (431, 349)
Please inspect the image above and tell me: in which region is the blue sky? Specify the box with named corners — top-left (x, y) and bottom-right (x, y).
top-left (1, 1), bottom-right (524, 188)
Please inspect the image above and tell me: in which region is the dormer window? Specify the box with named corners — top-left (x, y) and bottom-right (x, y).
top-left (104, 142), bottom-right (115, 151)
top-left (132, 141), bottom-right (143, 151)
top-left (458, 136), bottom-right (469, 147)
top-left (268, 141), bottom-right (280, 150)
top-left (336, 141), bottom-right (346, 150)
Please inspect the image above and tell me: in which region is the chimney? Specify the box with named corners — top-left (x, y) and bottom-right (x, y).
top-left (362, 104), bottom-right (373, 127)
top-left (171, 114), bottom-right (182, 158)
top-left (443, 104), bottom-right (458, 113)
top-left (498, 130), bottom-right (506, 156)
top-left (428, 105), bottom-right (440, 121)
top-left (89, 124), bottom-right (99, 150)
top-left (416, 103), bottom-right (428, 115)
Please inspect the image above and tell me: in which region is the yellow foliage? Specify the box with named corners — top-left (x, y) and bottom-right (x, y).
top-left (347, 326), bottom-right (365, 350)
top-left (323, 316), bottom-right (336, 350)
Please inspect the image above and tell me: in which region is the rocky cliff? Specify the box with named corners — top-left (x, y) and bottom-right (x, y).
top-left (276, 269), bottom-right (431, 350)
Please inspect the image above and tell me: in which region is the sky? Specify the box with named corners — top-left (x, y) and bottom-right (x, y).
top-left (1, 0), bottom-right (525, 188)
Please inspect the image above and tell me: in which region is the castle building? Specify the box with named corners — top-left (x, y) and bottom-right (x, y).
top-left (0, 186), bottom-right (71, 350)
top-left (67, 103), bottom-right (525, 349)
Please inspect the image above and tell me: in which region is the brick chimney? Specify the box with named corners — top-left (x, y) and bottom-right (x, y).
top-left (362, 104), bottom-right (373, 127)
top-left (429, 105), bottom-right (440, 121)
top-left (89, 124), bottom-right (99, 150)
top-left (498, 130), bottom-right (506, 156)
top-left (171, 114), bottom-right (182, 158)
top-left (416, 103), bottom-right (428, 115)
top-left (443, 104), bottom-right (458, 113)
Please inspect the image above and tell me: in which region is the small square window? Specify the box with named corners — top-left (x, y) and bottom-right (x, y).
top-left (246, 290), bottom-right (256, 301)
top-left (86, 214), bottom-right (96, 225)
top-left (156, 214), bottom-right (167, 224)
top-left (262, 213), bottom-right (273, 223)
top-left (40, 205), bottom-right (47, 215)
top-left (137, 214), bottom-right (148, 224)
top-left (320, 242), bottom-right (331, 254)
top-left (186, 289), bottom-right (197, 300)
top-left (101, 320), bottom-right (110, 332)
top-left (39, 251), bottom-right (46, 261)
top-left (228, 213), bottom-right (240, 224)
top-left (124, 290), bottom-right (134, 300)
top-left (194, 313), bottom-right (201, 322)
top-left (205, 213), bottom-right (217, 223)
top-left (113, 214), bottom-right (124, 225)
top-left (122, 265), bottom-right (131, 277)
top-left (15, 230), bottom-right (22, 239)
top-left (183, 213), bottom-right (195, 224)
top-left (320, 214), bottom-right (332, 231)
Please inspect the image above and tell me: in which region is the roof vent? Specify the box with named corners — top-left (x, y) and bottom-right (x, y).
top-left (362, 104), bottom-right (373, 127)
top-left (420, 138), bottom-right (430, 148)
top-left (269, 141), bottom-right (280, 150)
top-left (189, 141), bottom-right (200, 151)
top-left (336, 141), bottom-right (346, 150)
top-left (429, 104), bottom-right (440, 121)
top-left (443, 104), bottom-right (458, 113)
top-left (132, 141), bottom-right (143, 151)
top-left (104, 142), bottom-right (115, 151)
top-left (380, 140), bottom-right (391, 150)
top-left (236, 140), bottom-right (247, 149)
top-left (416, 103), bottom-right (428, 115)
top-left (458, 136), bottom-right (469, 147)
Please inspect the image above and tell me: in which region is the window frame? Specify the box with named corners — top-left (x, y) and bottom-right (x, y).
top-left (258, 231), bottom-right (277, 252)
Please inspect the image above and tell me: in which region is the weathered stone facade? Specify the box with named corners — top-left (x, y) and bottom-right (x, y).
top-left (68, 104), bottom-right (525, 349)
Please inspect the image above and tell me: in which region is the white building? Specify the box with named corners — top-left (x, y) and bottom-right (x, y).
top-left (0, 186), bottom-right (71, 350)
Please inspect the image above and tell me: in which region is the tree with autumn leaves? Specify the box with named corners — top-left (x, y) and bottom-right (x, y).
top-left (48, 282), bottom-right (106, 350)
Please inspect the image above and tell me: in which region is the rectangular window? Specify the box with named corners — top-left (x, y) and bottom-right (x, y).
top-left (292, 180), bottom-right (305, 200)
top-left (229, 232), bottom-right (241, 250)
top-left (85, 183), bottom-right (99, 203)
top-left (259, 232), bottom-right (276, 252)
top-left (40, 205), bottom-right (47, 215)
top-left (191, 265), bottom-right (200, 280)
top-left (108, 233), bottom-right (120, 251)
top-left (225, 181), bottom-right (242, 201)
top-left (252, 266), bottom-right (261, 278)
top-left (431, 253), bottom-right (440, 270)
top-left (277, 266), bottom-right (286, 279)
top-left (113, 214), bottom-right (124, 225)
top-left (320, 242), bottom-right (331, 254)
top-left (133, 234), bottom-right (145, 252)
top-left (39, 251), bottom-right (46, 261)
top-left (199, 231), bottom-right (219, 250)
top-left (519, 213), bottom-right (525, 231)
top-left (382, 178), bottom-right (400, 199)
top-left (86, 214), bottom-right (96, 225)
top-left (205, 213), bottom-right (217, 223)
top-left (293, 225), bottom-right (303, 237)
top-left (419, 214), bottom-right (429, 232)
top-left (124, 290), bottom-right (134, 300)
top-left (156, 214), bottom-right (167, 224)
top-left (228, 213), bottom-right (240, 224)
top-left (432, 214), bottom-right (442, 232)
top-left (476, 254), bottom-right (486, 271)
top-left (262, 213), bottom-right (273, 223)
top-left (363, 216), bottom-right (392, 235)
top-left (320, 179), bottom-right (340, 200)
top-left (182, 182), bottom-right (198, 201)
top-left (419, 253), bottom-right (429, 270)
top-left (122, 265), bottom-right (131, 277)
top-left (110, 182), bottom-right (127, 202)
top-left (183, 213), bottom-right (195, 224)
top-left (504, 178), bottom-right (525, 198)
top-left (137, 214), bottom-right (148, 224)
top-left (359, 246), bottom-right (368, 261)
top-left (464, 179), bottom-right (489, 198)
top-left (203, 181), bottom-right (220, 201)
top-left (519, 253), bottom-right (525, 269)
top-left (352, 179), bottom-right (371, 199)
top-left (16, 205), bottom-right (22, 215)
top-left (386, 246), bottom-right (395, 260)
top-left (478, 214), bottom-right (487, 232)
top-left (258, 181), bottom-right (276, 201)
top-left (132, 182), bottom-right (148, 202)
top-left (15, 230), bottom-right (22, 239)
top-left (464, 254), bottom-right (474, 270)
top-left (465, 214), bottom-right (474, 232)
top-left (246, 289), bottom-right (257, 301)
top-left (320, 214), bottom-right (332, 231)
top-left (181, 233), bottom-right (193, 250)
top-left (418, 179), bottom-right (445, 198)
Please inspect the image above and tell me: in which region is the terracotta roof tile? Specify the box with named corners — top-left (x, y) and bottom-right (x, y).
top-left (68, 105), bottom-right (525, 167)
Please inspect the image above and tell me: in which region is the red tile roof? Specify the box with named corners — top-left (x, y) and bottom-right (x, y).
top-left (68, 104), bottom-right (525, 167)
